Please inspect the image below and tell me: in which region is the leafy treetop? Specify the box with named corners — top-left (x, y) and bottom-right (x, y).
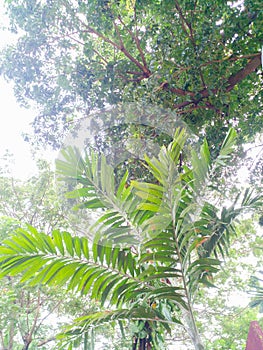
top-left (0, 0), bottom-right (262, 148)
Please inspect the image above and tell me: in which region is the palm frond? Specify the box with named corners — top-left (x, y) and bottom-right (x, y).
top-left (249, 273), bottom-right (263, 312)
top-left (198, 189), bottom-right (263, 259)
top-left (57, 147), bottom-right (148, 245)
top-left (0, 227), bottom-right (138, 302)
top-left (0, 127), bottom-right (260, 349)
top-left (0, 226), bottom-right (189, 312)
top-left (56, 305), bottom-right (181, 349)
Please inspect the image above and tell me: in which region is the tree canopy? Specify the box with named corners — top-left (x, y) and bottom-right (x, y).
top-left (0, 0), bottom-right (262, 148)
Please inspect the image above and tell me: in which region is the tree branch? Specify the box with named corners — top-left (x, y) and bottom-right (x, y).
top-left (198, 53), bottom-right (261, 69)
top-left (226, 54), bottom-right (261, 92)
top-left (174, 0), bottom-right (192, 39)
top-left (63, 0), bottom-right (152, 79)
top-left (37, 337), bottom-right (56, 347)
top-left (117, 16), bottom-right (149, 72)
top-left (174, 0), bottom-right (208, 91)
top-left (72, 10), bottom-right (151, 78)
top-left (174, 100), bottom-right (195, 109)
top-left (173, 53), bottom-right (261, 110)
top-left (155, 81), bottom-right (195, 97)
top-left (176, 104), bottom-right (218, 115)
top-left (23, 290), bottom-right (41, 350)
top-left (200, 53), bottom-right (261, 97)
top-left (35, 299), bottom-right (62, 334)
top-left (171, 53), bottom-right (261, 79)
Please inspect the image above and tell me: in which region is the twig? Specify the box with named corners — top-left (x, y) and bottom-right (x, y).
top-left (35, 299), bottom-right (63, 334)
top-left (37, 337), bottom-right (56, 347)
top-left (117, 15), bottom-right (149, 71)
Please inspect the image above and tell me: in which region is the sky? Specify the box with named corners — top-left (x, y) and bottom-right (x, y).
top-left (0, 3), bottom-right (38, 179)
top-left (0, 77), bottom-right (38, 178)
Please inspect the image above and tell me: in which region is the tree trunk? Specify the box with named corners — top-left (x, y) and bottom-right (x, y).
top-left (146, 338), bottom-right (152, 350)
top-left (22, 333), bottom-right (32, 350)
top-left (8, 318), bottom-right (15, 350)
top-left (139, 338), bottom-right (146, 350)
top-left (132, 336), bottom-right (138, 350)
top-left (183, 310), bottom-right (205, 350)
top-left (22, 342), bottom-right (31, 350)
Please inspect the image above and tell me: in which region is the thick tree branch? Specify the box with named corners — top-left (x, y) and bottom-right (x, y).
top-left (174, 100), bottom-right (195, 109)
top-left (199, 53), bottom-right (261, 97)
top-left (156, 81), bottom-right (195, 97)
top-left (226, 54), bottom-right (261, 92)
top-left (176, 104), bottom-right (215, 115)
top-left (171, 53), bottom-right (261, 78)
top-left (170, 86), bottom-right (195, 97)
top-left (173, 53), bottom-right (261, 110)
top-left (126, 70), bottom-right (144, 75)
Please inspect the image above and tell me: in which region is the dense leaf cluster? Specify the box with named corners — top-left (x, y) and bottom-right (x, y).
top-left (0, 0), bottom-right (262, 148)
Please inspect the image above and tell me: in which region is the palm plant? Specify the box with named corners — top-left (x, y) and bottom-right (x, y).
top-left (249, 273), bottom-right (263, 311)
top-left (0, 128), bottom-right (261, 350)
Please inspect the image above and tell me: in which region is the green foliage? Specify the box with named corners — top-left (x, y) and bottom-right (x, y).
top-left (0, 162), bottom-right (64, 231)
top-left (0, 1), bottom-right (262, 348)
top-left (249, 271), bottom-right (263, 312)
top-left (0, 163), bottom-right (106, 349)
top-left (0, 0), bottom-right (262, 148)
top-left (204, 308), bottom-right (263, 350)
top-left (192, 218), bottom-right (263, 350)
top-left (0, 128), bottom-right (261, 349)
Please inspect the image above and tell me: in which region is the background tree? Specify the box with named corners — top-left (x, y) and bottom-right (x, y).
top-left (0, 0), bottom-right (262, 149)
top-left (0, 160), bottom-right (105, 349)
top-left (196, 218), bottom-right (263, 349)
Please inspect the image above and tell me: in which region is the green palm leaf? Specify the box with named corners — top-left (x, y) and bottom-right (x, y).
top-left (56, 305), bottom-right (182, 349)
top-left (0, 127), bottom-right (261, 349)
top-left (0, 226), bottom-right (189, 311)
